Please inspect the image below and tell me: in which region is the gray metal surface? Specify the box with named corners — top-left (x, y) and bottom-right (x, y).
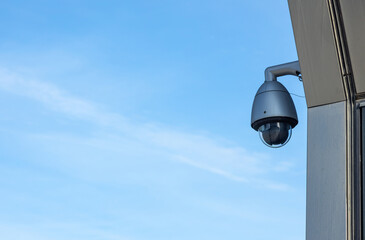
top-left (251, 80), bottom-right (298, 130)
top-left (307, 101), bottom-right (347, 240)
top-left (288, 0), bottom-right (346, 107)
top-left (265, 61), bottom-right (301, 82)
top-left (339, 0), bottom-right (365, 94)
top-left (362, 108), bottom-right (365, 237)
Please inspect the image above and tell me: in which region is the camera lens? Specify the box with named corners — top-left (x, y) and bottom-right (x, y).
top-left (258, 122), bottom-right (292, 148)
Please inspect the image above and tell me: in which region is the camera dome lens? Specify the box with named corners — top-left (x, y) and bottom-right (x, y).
top-left (258, 122), bottom-right (292, 148)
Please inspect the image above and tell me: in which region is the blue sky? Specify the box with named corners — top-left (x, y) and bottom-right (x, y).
top-left (0, 1), bottom-right (307, 239)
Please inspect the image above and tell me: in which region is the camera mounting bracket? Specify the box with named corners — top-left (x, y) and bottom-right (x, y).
top-left (265, 60), bottom-right (301, 82)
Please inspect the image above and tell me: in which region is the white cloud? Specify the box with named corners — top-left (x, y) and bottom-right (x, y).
top-left (0, 68), bottom-right (292, 190)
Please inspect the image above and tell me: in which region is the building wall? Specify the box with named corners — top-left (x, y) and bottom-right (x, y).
top-left (307, 101), bottom-right (347, 240)
top-left (287, 0), bottom-right (365, 239)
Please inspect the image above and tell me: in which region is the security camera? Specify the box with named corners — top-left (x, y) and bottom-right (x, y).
top-left (251, 61), bottom-right (301, 148)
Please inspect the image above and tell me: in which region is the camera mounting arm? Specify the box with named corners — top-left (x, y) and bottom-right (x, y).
top-left (265, 60), bottom-right (301, 82)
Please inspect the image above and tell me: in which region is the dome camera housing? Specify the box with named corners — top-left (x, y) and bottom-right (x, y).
top-left (251, 81), bottom-right (298, 147)
top-left (251, 61), bottom-right (301, 148)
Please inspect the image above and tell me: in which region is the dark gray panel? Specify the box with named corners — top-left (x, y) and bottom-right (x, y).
top-left (340, 0), bottom-right (365, 94)
top-left (288, 0), bottom-right (345, 107)
top-left (307, 101), bottom-right (347, 240)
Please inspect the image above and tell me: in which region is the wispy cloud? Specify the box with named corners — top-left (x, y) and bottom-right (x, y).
top-left (0, 68), bottom-right (293, 190)
top-left (174, 155), bottom-right (249, 183)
